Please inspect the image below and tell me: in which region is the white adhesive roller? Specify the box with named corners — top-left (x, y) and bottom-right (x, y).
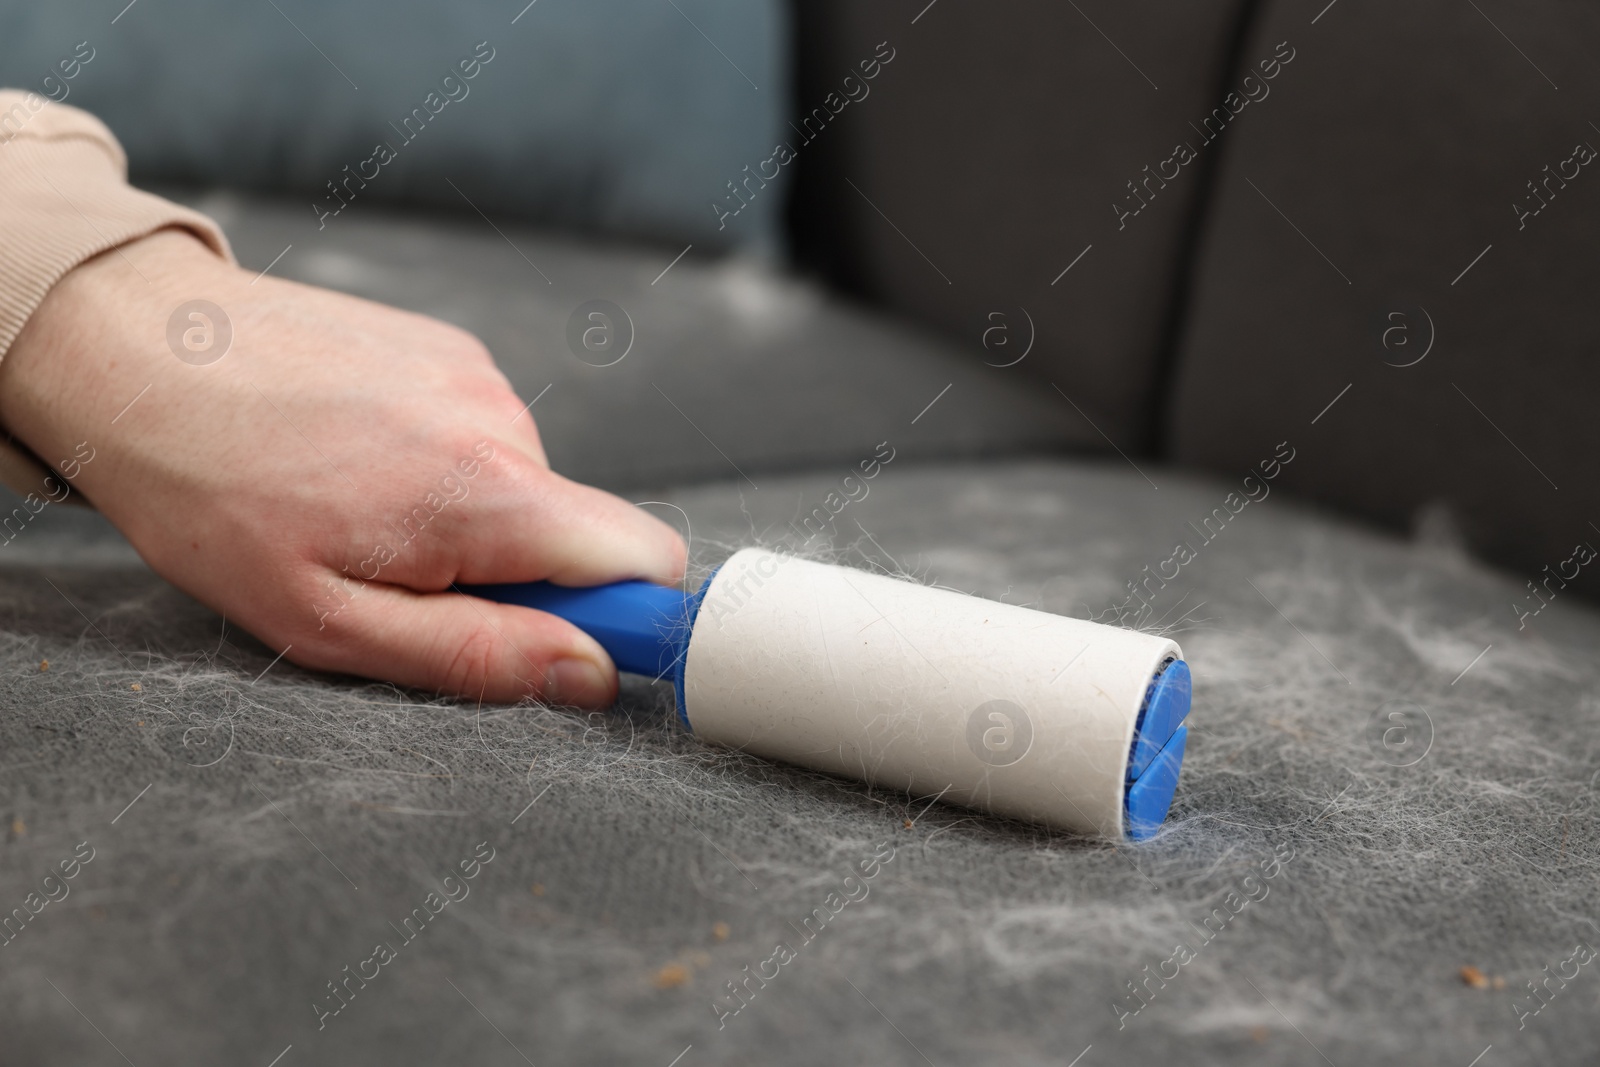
top-left (469, 548), bottom-right (1193, 840)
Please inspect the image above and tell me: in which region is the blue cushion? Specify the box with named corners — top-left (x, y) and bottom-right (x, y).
top-left (0, 0), bottom-right (789, 249)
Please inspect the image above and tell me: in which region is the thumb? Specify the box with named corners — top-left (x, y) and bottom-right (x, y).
top-left (297, 578), bottom-right (617, 706)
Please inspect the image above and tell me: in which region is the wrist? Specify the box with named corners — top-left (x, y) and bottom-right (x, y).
top-left (0, 227), bottom-right (235, 476)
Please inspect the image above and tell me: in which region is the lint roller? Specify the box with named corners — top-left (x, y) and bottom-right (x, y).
top-left (466, 549), bottom-right (1191, 840)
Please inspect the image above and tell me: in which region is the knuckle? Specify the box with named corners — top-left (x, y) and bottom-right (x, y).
top-left (297, 584), bottom-right (367, 652)
top-left (436, 322), bottom-right (495, 365)
top-left (282, 569), bottom-right (378, 658)
top-left (438, 624), bottom-right (507, 696)
top-left (472, 443), bottom-right (541, 493)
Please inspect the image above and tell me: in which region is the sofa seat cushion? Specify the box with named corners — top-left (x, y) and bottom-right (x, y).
top-left (1, 459), bottom-right (1593, 1064)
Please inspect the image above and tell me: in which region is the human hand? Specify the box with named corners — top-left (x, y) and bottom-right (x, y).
top-left (0, 228), bottom-right (686, 706)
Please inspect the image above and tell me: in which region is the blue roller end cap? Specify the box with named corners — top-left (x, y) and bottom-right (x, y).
top-left (1126, 659), bottom-right (1191, 780)
top-left (1125, 724), bottom-right (1188, 841)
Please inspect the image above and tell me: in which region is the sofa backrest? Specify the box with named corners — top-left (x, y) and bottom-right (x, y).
top-left (786, 0), bottom-right (1258, 452)
top-left (0, 0), bottom-right (789, 250)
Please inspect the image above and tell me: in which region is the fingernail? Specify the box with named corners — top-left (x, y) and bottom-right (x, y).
top-left (548, 656), bottom-right (611, 707)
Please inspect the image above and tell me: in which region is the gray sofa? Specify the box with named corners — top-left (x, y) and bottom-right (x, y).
top-left (1, 201), bottom-right (1597, 1066)
top-left (4, 1), bottom-right (1600, 1063)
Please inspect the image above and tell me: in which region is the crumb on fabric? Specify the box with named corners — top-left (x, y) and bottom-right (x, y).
top-left (713, 921), bottom-right (730, 942)
top-left (1459, 965), bottom-right (1489, 989)
top-left (131, 683), bottom-right (141, 691)
top-left (653, 963), bottom-right (690, 989)
top-left (38, 659), bottom-right (47, 671)
top-left (1250, 1025), bottom-right (1269, 1043)
top-left (903, 819), bottom-right (913, 829)
top-left (11, 817), bottom-right (25, 837)
top-left (531, 883), bottom-right (544, 897)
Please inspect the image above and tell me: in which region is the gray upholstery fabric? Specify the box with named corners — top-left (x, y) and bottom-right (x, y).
top-left (167, 188), bottom-right (1085, 491)
top-left (787, 0), bottom-right (1255, 450)
top-left (1167, 0), bottom-right (1600, 592)
top-left (3, 460), bottom-right (1597, 1065)
top-left (0, 0), bottom-right (789, 249)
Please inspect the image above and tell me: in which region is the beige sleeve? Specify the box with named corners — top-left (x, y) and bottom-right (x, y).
top-left (0, 88), bottom-right (234, 502)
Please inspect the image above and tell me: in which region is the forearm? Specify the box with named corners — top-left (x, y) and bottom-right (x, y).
top-left (0, 87), bottom-right (231, 497)
top-left (0, 229), bottom-right (227, 514)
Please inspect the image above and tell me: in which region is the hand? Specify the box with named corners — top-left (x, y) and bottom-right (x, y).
top-left (0, 228), bottom-right (686, 706)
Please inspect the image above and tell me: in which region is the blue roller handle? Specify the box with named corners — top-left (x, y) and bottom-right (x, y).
top-left (459, 580), bottom-right (692, 679)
